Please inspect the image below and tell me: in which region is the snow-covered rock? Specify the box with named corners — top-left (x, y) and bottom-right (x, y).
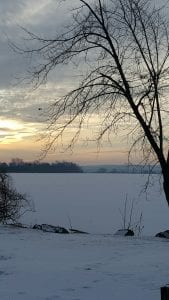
top-left (155, 230), bottom-right (169, 238)
top-left (33, 224), bottom-right (69, 234)
top-left (114, 229), bottom-right (134, 236)
top-left (33, 224), bottom-right (42, 230)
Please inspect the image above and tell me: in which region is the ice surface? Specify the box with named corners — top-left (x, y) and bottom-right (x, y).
top-left (11, 173), bottom-right (169, 235)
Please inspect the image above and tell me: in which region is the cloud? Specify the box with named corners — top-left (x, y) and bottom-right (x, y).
top-left (0, 80), bottom-right (73, 124)
top-left (0, 117), bottom-right (42, 145)
top-left (0, 0), bottom-right (82, 127)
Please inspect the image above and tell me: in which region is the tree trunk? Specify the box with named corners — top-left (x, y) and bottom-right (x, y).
top-left (161, 286), bottom-right (169, 300)
top-left (163, 177), bottom-right (169, 206)
top-left (162, 155), bottom-right (169, 206)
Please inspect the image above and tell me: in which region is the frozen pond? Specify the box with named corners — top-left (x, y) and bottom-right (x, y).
top-left (11, 173), bottom-right (169, 235)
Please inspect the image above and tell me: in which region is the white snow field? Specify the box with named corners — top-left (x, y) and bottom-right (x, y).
top-left (0, 226), bottom-right (169, 300)
top-left (0, 173), bottom-right (168, 300)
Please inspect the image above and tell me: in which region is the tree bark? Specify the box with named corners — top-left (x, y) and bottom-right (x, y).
top-left (162, 155), bottom-right (169, 206)
top-left (163, 177), bottom-right (169, 206)
top-left (161, 286), bottom-right (169, 300)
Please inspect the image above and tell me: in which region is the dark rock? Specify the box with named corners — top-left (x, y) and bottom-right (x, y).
top-left (69, 228), bottom-right (89, 234)
top-left (114, 229), bottom-right (134, 237)
top-left (33, 224), bottom-right (42, 230)
top-left (41, 224), bottom-right (57, 233)
top-left (53, 226), bottom-right (69, 234)
top-left (33, 224), bottom-right (69, 234)
top-left (155, 230), bottom-right (169, 239)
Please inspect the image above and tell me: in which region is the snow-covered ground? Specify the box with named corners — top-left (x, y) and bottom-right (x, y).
top-left (0, 226), bottom-right (168, 300)
top-left (0, 173), bottom-right (168, 300)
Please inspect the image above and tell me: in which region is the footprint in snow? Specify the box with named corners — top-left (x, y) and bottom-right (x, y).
top-left (0, 270), bottom-right (10, 276)
top-left (82, 286), bottom-right (92, 289)
top-left (18, 292), bottom-right (27, 295)
top-left (45, 295), bottom-right (61, 300)
top-left (0, 255), bottom-right (12, 261)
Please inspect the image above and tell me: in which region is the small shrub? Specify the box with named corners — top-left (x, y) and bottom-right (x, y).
top-left (0, 172), bottom-right (34, 224)
top-left (119, 195), bottom-right (144, 236)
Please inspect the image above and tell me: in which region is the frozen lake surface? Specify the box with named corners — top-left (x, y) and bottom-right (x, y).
top-left (11, 173), bottom-right (169, 235)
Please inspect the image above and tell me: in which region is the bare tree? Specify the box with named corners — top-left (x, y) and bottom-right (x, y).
top-left (0, 172), bottom-right (34, 224)
top-left (15, 0), bottom-right (169, 205)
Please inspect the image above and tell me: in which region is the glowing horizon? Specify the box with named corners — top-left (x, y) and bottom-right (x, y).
top-left (0, 0), bottom-right (145, 165)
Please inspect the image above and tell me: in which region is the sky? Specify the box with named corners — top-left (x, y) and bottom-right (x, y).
top-left (0, 0), bottom-right (164, 165)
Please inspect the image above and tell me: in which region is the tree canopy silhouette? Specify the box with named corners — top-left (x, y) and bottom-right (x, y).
top-left (16, 0), bottom-right (169, 205)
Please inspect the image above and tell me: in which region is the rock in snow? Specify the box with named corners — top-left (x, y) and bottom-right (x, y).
top-left (155, 230), bottom-right (169, 239)
top-left (114, 229), bottom-right (134, 236)
top-left (33, 224), bottom-right (69, 234)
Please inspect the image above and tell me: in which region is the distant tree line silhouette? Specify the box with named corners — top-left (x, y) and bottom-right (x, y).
top-left (0, 159), bottom-right (83, 173)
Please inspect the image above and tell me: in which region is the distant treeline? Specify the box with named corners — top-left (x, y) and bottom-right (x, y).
top-left (0, 159), bottom-right (83, 173)
top-left (82, 164), bottom-right (161, 174)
